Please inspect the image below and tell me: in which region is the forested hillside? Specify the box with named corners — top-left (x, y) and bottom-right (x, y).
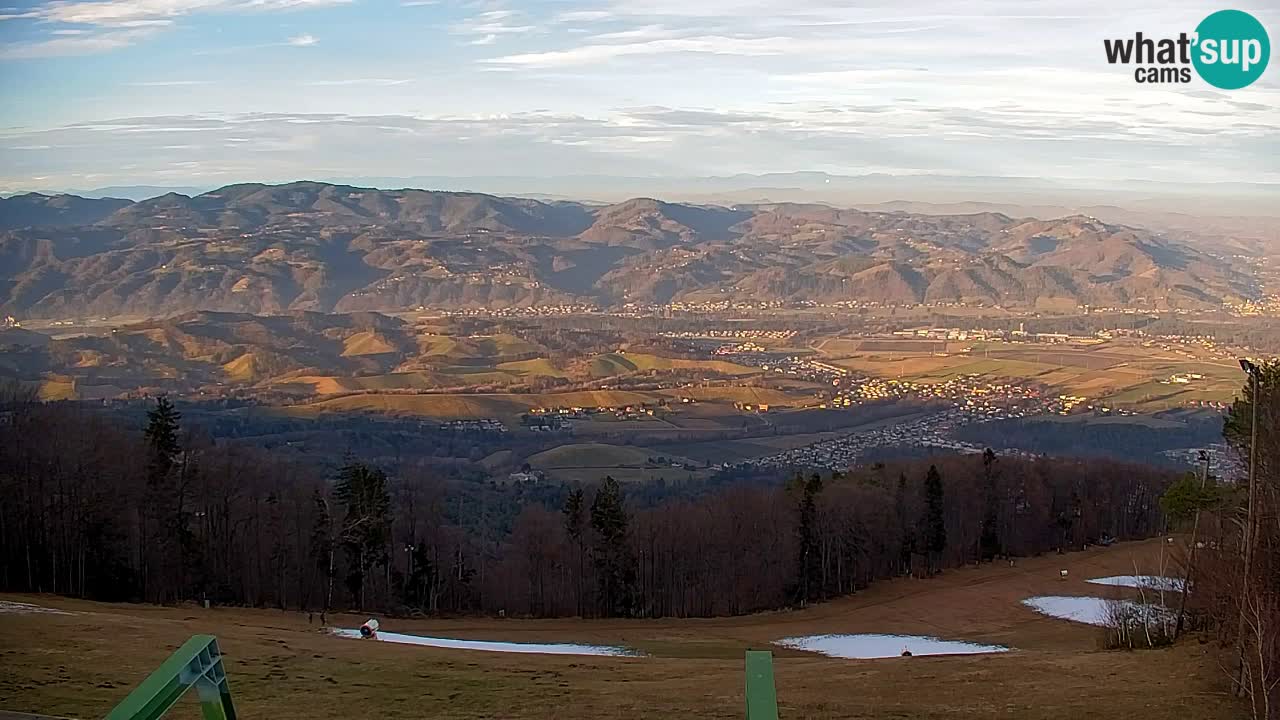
top-left (0, 182), bottom-right (1257, 317)
top-left (0, 393), bottom-right (1173, 618)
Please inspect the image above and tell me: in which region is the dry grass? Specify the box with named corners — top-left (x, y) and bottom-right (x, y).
top-left (582, 353), bottom-right (758, 379)
top-left (221, 354), bottom-right (260, 383)
top-left (497, 358), bottom-right (569, 378)
top-left (340, 331), bottom-right (398, 357)
top-left (36, 377), bottom-right (77, 401)
top-left (0, 539), bottom-right (1242, 720)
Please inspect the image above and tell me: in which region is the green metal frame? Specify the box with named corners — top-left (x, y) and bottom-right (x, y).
top-left (105, 635), bottom-right (237, 720)
top-left (744, 650), bottom-right (779, 720)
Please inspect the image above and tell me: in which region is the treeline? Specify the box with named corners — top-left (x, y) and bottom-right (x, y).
top-left (0, 395), bottom-right (1175, 617)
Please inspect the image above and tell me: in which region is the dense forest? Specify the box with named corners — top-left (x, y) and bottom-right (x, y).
top-left (0, 393), bottom-right (1174, 618)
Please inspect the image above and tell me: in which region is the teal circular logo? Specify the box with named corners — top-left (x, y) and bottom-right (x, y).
top-left (1193, 10), bottom-right (1270, 89)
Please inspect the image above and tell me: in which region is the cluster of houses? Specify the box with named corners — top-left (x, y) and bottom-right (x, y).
top-left (524, 403), bottom-right (663, 427)
top-left (436, 418), bottom-right (507, 433)
top-left (1227, 293), bottom-right (1280, 317)
top-left (439, 303), bottom-right (597, 317)
top-left (661, 329), bottom-right (797, 340)
top-left (713, 341), bottom-right (767, 355)
top-left (742, 408), bottom-right (984, 471)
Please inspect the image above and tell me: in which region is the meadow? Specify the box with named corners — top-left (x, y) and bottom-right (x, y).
top-left (0, 539), bottom-right (1240, 720)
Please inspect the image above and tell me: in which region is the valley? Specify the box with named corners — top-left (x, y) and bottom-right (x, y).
top-left (1, 299), bottom-right (1255, 483)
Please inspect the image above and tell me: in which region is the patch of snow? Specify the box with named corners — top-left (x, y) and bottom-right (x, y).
top-left (1087, 575), bottom-right (1184, 592)
top-left (0, 600), bottom-right (73, 615)
top-left (1022, 595), bottom-right (1173, 627)
top-left (330, 628), bottom-right (640, 656)
top-left (775, 633), bottom-right (1008, 659)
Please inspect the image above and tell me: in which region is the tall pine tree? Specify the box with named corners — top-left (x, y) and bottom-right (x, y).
top-left (979, 448), bottom-right (1001, 561)
top-left (142, 396), bottom-right (182, 601)
top-left (562, 488), bottom-right (587, 616)
top-left (924, 465), bottom-right (947, 576)
top-left (791, 472), bottom-right (825, 604)
top-left (895, 471), bottom-right (915, 575)
top-left (334, 460), bottom-right (391, 610)
top-left (589, 477), bottom-right (634, 617)
top-left (144, 397), bottom-right (180, 479)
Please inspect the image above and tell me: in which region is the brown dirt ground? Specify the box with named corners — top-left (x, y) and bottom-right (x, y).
top-left (0, 538), bottom-right (1243, 719)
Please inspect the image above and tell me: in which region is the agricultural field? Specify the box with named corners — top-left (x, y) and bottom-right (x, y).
top-left (0, 539), bottom-right (1240, 720)
top-left (524, 443), bottom-right (709, 484)
top-left (821, 338), bottom-right (1244, 411)
top-left (582, 352), bottom-right (757, 378)
top-left (655, 386), bottom-right (798, 406)
top-left (416, 332), bottom-right (542, 361)
top-left (529, 443), bottom-right (678, 468)
top-left (34, 376), bottom-right (76, 401)
top-left (292, 389), bottom-right (661, 418)
top-left (268, 352), bottom-right (760, 398)
top-left (496, 358), bottom-right (569, 378)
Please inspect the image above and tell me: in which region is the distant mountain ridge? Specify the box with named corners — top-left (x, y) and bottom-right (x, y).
top-left (0, 193), bottom-right (132, 229)
top-left (0, 181), bottom-right (1259, 318)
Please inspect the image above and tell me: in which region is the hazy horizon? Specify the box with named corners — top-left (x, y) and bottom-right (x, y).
top-left (3, 172), bottom-right (1277, 219)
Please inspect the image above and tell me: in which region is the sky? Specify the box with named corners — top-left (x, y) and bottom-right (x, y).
top-left (0, 0), bottom-right (1277, 194)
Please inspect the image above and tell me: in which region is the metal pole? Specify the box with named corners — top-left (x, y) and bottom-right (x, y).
top-left (106, 635), bottom-right (237, 720)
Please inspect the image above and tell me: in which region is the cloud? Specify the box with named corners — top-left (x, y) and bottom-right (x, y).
top-left (306, 78), bottom-right (414, 86)
top-left (0, 27), bottom-right (158, 58)
top-left (128, 79), bottom-right (214, 86)
top-left (590, 25), bottom-right (672, 42)
top-left (554, 10), bottom-right (614, 22)
top-left (622, 107), bottom-right (782, 126)
top-left (4, 0), bottom-right (1279, 190)
top-left (10, 0), bottom-right (351, 28)
top-left (192, 34), bottom-right (319, 54)
top-left (6, 97), bottom-right (1276, 192)
top-left (0, 0), bottom-right (348, 57)
top-left (449, 6), bottom-right (535, 44)
top-left (486, 35), bottom-right (795, 67)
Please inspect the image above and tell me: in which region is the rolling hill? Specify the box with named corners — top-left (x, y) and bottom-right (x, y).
top-left (0, 311), bottom-right (771, 399)
top-left (0, 193), bottom-right (132, 230)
